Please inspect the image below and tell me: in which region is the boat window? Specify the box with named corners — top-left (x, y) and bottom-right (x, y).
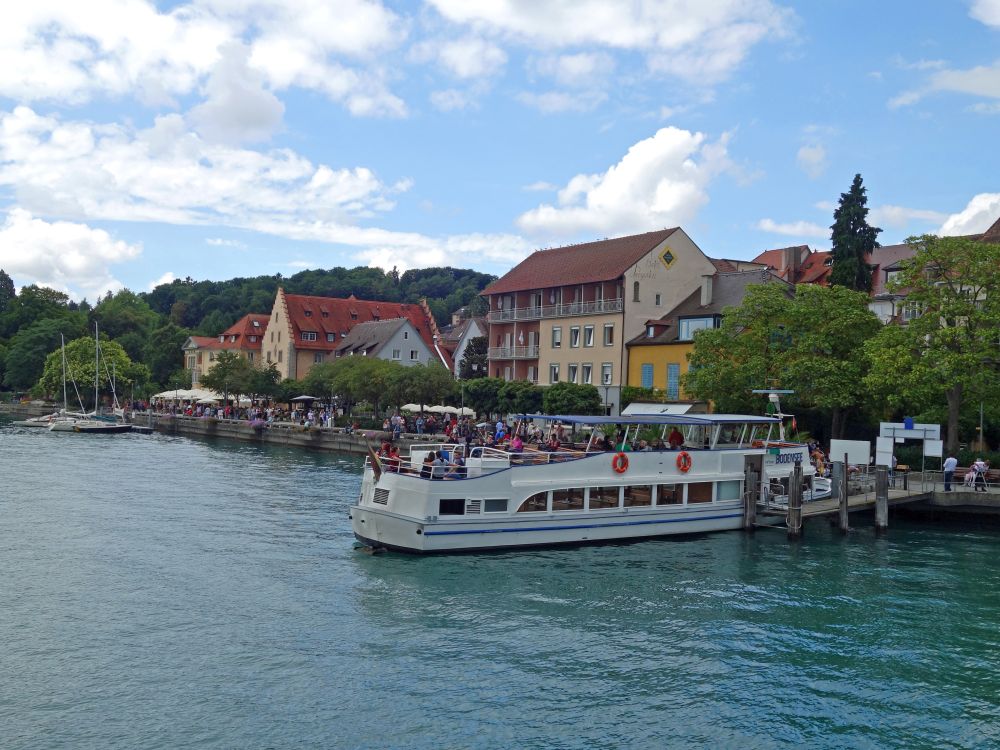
top-left (439, 498), bottom-right (465, 515)
top-left (687, 482), bottom-right (713, 503)
top-left (623, 486), bottom-right (652, 507)
top-left (518, 492), bottom-right (548, 513)
top-left (656, 484), bottom-right (681, 505)
top-left (717, 480), bottom-right (741, 501)
top-left (484, 498), bottom-right (508, 513)
top-left (552, 488), bottom-right (584, 511)
top-left (588, 486), bottom-right (620, 509)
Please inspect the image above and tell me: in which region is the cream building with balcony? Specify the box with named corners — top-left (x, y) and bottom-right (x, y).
top-left (482, 228), bottom-right (716, 414)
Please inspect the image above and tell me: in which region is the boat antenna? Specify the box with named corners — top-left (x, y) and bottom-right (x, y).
top-left (751, 388), bottom-right (795, 442)
top-left (61, 334), bottom-right (68, 415)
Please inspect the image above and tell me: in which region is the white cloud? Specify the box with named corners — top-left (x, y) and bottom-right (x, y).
top-left (0, 107), bottom-right (404, 228)
top-left (970, 0), bottom-right (1000, 27)
top-left (868, 204), bottom-right (948, 229)
top-left (357, 232), bottom-right (532, 273)
top-left (796, 144), bottom-right (827, 179)
top-left (188, 41), bottom-right (284, 143)
top-left (437, 37), bottom-right (507, 79)
top-left (0, 1), bottom-right (407, 117)
top-left (530, 53), bottom-right (614, 88)
top-left (756, 218), bottom-right (828, 238)
top-left (148, 271), bottom-right (175, 290)
top-left (0, 208), bottom-right (141, 299)
top-left (427, 0), bottom-right (792, 85)
top-left (430, 88), bottom-right (476, 111)
top-left (890, 61), bottom-right (1000, 108)
top-left (939, 193), bottom-right (1000, 235)
top-left (517, 90), bottom-right (608, 113)
top-left (516, 126), bottom-right (732, 237)
top-left (205, 237), bottom-right (247, 248)
top-left (523, 181), bottom-right (557, 192)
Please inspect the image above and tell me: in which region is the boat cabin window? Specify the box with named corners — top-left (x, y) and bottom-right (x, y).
top-left (439, 498), bottom-right (465, 515)
top-left (552, 488), bottom-right (584, 511)
top-left (518, 492), bottom-right (548, 513)
top-left (687, 482), bottom-right (713, 503)
top-left (589, 486), bottom-right (620, 509)
top-left (623, 486), bottom-right (652, 507)
top-left (484, 498), bottom-right (508, 513)
top-left (656, 484), bottom-right (681, 505)
top-left (717, 480), bottom-right (741, 501)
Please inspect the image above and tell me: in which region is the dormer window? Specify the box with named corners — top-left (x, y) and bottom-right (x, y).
top-left (304, 310), bottom-right (312, 317)
top-left (647, 326), bottom-right (655, 338)
top-left (230, 335), bottom-right (237, 342)
top-left (252, 320), bottom-right (260, 328)
top-left (218, 335), bottom-right (224, 343)
top-left (301, 331), bottom-right (318, 341)
top-left (326, 333), bottom-right (335, 342)
top-left (350, 311), bottom-right (358, 320)
top-left (322, 311), bottom-right (329, 318)
top-left (249, 336), bottom-right (257, 343)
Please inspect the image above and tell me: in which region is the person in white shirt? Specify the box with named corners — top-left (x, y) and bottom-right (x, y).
top-left (973, 458), bottom-right (989, 492)
top-left (943, 454), bottom-right (958, 492)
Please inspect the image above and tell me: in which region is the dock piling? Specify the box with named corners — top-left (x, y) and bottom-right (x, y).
top-left (838, 454), bottom-right (849, 534)
top-left (875, 466), bottom-right (889, 535)
top-left (743, 465), bottom-right (758, 531)
top-left (787, 461), bottom-right (803, 540)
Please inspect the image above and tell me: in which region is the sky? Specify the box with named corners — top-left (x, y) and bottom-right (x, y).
top-left (1, 0), bottom-right (999, 302)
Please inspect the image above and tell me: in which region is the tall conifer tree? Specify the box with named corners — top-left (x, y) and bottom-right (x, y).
top-left (829, 174), bottom-right (881, 292)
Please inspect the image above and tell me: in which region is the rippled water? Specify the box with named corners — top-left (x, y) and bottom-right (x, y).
top-left (2, 418), bottom-right (999, 749)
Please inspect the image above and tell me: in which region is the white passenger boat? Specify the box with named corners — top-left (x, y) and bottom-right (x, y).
top-left (350, 413), bottom-right (824, 554)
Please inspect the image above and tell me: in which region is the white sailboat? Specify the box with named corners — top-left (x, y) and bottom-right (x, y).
top-left (50, 326), bottom-right (131, 434)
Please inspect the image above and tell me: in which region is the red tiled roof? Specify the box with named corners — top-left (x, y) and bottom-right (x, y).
top-left (797, 251), bottom-right (831, 285)
top-left (711, 258), bottom-right (737, 273)
top-left (219, 313), bottom-right (270, 350)
top-left (282, 291), bottom-right (451, 367)
top-left (482, 228), bottom-right (679, 295)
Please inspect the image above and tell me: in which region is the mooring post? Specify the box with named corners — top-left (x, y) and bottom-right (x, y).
top-left (787, 460), bottom-right (803, 540)
top-left (875, 465), bottom-right (889, 535)
top-left (744, 466), bottom-right (758, 531)
top-left (837, 455), bottom-right (851, 534)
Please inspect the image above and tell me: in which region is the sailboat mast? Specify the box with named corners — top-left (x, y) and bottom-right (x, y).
top-left (61, 334), bottom-right (68, 413)
top-left (94, 323), bottom-right (99, 414)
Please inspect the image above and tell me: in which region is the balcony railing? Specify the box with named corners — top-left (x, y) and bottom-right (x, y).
top-left (486, 297), bottom-right (623, 323)
top-left (488, 345), bottom-right (540, 360)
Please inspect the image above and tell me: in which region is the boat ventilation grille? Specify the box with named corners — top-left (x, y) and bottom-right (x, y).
top-left (466, 499), bottom-right (481, 514)
top-left (373, 488), bottom-right (390, 505)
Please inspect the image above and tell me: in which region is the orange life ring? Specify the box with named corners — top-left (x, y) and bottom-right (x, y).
top-left (612, 452), bottom-right (629, 474)
top-left (676, 451), bottom-right (692, 473)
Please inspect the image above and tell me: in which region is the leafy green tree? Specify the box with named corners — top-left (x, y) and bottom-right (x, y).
top-left (37, 335), bottom-right (149, 406)
top-left (498, 379), bottom-right (542, 415)
top-left (4, 318), bottom-right (85, 390)
top-left (542, 382), bottom-right (603, 415)
top-left (199, 351), bottom-right (254, 403)
top-left (864, 234), bottom-right (1000, 453)
top-left (406, 363), bottom-right (456, 410)
top-left (464, 377), bottom-right (504, 419)
top-left (166, 368), bottom-right (193, 390)
top-left (91, 290), bottom-right (160, 341)
top-left (459, 335), bottom-right (488, 379)
top-left (145, 321), bottom-right (191, 386)
top-left (685, 283), bottom-right (879, 436)
top-left (246, 362), bottom-right (281, 401)
top-left (0, 269), bottom-right (14, 315)
top-left (829, 174), bottom-right (881, 292)
top-left (0, 284), bottom-right (82, 338)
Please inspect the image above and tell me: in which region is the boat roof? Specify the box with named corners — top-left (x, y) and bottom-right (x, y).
top-left (512, 414), bottom-right (779, 426)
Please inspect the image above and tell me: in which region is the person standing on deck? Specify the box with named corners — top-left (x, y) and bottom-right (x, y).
top-left (943, 454), bottom-right (958, 492)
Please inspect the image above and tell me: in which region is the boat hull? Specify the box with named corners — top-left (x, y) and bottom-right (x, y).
top-left (351, 503), bottom-right (744, 553)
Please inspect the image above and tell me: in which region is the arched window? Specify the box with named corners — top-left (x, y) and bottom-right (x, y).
top-left (517, 492), bottom-right (548, 513)
top-left (633, 281), bottom-right (640, 302)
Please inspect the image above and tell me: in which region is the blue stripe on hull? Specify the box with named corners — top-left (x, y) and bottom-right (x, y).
top-left (422, 511), bottom-right (743, 536)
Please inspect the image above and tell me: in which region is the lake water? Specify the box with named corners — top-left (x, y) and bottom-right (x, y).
top-left (2, 417), bottom-right (999, 749)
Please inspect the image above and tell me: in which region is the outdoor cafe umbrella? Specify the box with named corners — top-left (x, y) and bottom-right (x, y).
top-left (291, 395), bottom-right (319, 402)
top-left (401, 404), bottom-right (421, 412)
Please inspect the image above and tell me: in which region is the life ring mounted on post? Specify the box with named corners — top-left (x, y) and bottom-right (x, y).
top-left (612, 452), bottom-right (629, 474)
top-left (676, 451), bottom-right (692, 473)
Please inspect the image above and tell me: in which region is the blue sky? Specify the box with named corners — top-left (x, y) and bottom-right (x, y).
top-left (1, 0), bottom-right (999, 301)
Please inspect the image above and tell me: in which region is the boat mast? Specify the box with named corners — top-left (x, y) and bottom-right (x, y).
top-left (61, 333), bottom-right (68, 414)
top-left (94, 323), bottom-right (100, 415)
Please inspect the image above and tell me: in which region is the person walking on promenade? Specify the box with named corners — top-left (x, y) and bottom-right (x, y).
top-left (943, 454), bottom-right (958, 492)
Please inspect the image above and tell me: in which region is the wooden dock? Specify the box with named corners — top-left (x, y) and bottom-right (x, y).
top-left (758, 485), bottom-right (931, 520)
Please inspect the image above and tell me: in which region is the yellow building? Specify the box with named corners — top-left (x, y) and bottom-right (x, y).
top-left (626, 270), bottom-right (789, 400)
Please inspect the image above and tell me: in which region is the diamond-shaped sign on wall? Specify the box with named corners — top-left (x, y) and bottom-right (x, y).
top-left (660, 247), bottom-right (676, 269)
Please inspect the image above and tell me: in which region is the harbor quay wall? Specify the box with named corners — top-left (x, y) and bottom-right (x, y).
top-left (0, 403), bottom-right (59, 418)
top-left (139, 414), bottom-right (441, 455)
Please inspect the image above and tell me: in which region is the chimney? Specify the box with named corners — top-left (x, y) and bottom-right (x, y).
top-left (784, 246), bottom-right (802, 281)
top-left (700, 275), bottom-right (714, 307)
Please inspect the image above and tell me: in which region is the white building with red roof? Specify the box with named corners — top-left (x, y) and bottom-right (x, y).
top-left (183, 313), bottom-right (270, 385)
top-left (262, 288), bottom-right (451, 380)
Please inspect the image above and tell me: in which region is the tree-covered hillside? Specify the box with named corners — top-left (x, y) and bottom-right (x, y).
top-left (145, 265), bottom-right (495, 335)
top-left (0, 265), bottom-right (496, 395)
